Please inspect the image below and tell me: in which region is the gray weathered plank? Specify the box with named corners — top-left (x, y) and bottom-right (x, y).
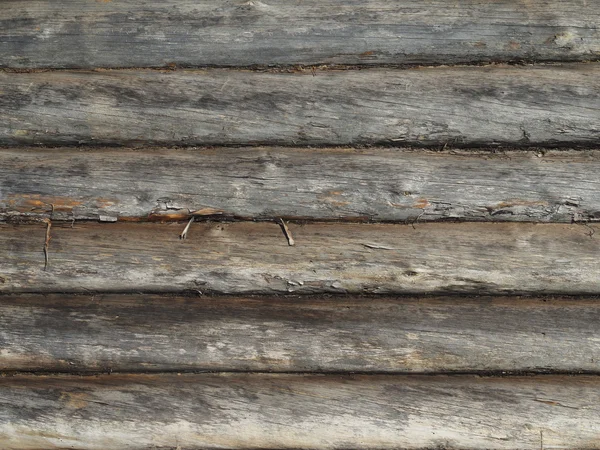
top-left (1, 0), bottom-right (598, 68)
top-left (0, 373), bottom-right (598, 449)
top-left (2, 147), bottom-right (600, 223)
top-left (1, 65), bottom-right (598, 147)
top-left (1, 222), bottom-right (598, 295)
top-left (1, 294), bottom-right (599, 373)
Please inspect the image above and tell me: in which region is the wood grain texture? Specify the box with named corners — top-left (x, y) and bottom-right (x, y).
top-left (1, 65), bottom-right (599, 147)
top-left (2, 147), bottom-right (600, 223)
top-left (0, 373), bottom-right (598, 449)
top-left (1, 294), bottom-right (599, 373)
top-left (1, 0), bottom-right (598, 68)
top-left (1, 221), bottom-right (599, 295)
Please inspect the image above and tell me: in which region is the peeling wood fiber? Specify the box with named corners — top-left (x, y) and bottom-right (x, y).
top-left (1, 221), bottom-right (599, 295)
top-left (1, 65), bottom-right (599, 147)
top-left (1, 0), bottom-right (598, 68)
top-left (0, 294), bottom-right (599, 373)
top-left (2, 147), bottom-right (600, 222)
top-left (0, 373), bottom-right (599, 449)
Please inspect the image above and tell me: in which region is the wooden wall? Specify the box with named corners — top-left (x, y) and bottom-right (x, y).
top-left (1, 1), bottom-right (599, 448)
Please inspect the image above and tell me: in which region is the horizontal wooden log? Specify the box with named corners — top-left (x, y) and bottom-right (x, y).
top-left (1, 294), bottom-right (599, 373)
top-left (0, 373), bottom-right (598, 449)
top-left (2, 147), bottom-right (600, 222)
top-left (1, 222), bottom-right (599, 295)
top-left (1, 65), bottom-right (599, 147)
top-left (1, 0), bottom-right (598, 68)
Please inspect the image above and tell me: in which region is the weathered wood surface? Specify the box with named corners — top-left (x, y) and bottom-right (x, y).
top-left (2, 147), bottom-right (600, 223)
top-left (0, 373), bottom-right (598, 449)
top-left (1, 294), bottom-right (599, 373)
top-left (1, 0), bottom-right (598, 68)
top-left (1, 65), bottom-right (598, 147)
top-left (1, 222), bottom-right (599, 295)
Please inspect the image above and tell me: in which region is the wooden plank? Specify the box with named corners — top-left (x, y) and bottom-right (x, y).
top-left (1, 221), bottom-right (599, 295)
top-left (1, 65), bottom-right (598, 147)
top-left (0, 373), bottom-right (598, 449)
top-left (1, 0), bottom-right (598, 68)
top-left (2, 147), bottom-right (600, 223)
top-left (1, 294), bottom-right (599, 373)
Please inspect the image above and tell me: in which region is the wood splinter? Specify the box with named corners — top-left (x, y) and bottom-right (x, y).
top-left (179, 217), bottom-right (194, 240)
top-left (43, 219), bottom-right (51, 271)
top-left (278, 218), bottom-right (295, 246)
